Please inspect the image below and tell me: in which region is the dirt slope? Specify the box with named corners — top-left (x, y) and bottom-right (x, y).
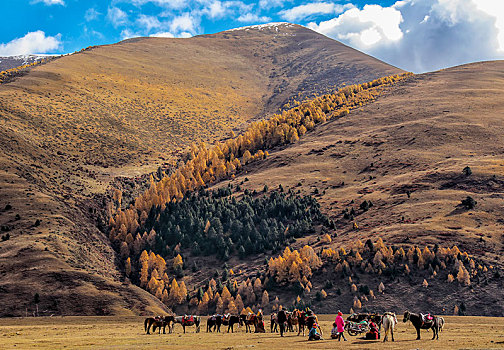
top-left (0, 24), bottom-right (401, 316)
top-left (212, 61), bottom-right (504, 315)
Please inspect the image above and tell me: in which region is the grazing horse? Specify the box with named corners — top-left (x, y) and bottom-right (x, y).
top-left (207, 315), bottom-right (222, 333)
top-left (144, 315), bottom-right (174, 334)
top-left (403, 311), bottom-right (442, 340)
top-left (381, 312), bottom-right (398, 342)
top-left (222, 314), bottom-right (242, 333)
top-left (174, 315), bottom-right (201, 333)
top-left (270, 313), bottom-right (279, 333)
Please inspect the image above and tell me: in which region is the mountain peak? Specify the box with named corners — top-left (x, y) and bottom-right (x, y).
top-left (225, 22), bottom-right (296, 32)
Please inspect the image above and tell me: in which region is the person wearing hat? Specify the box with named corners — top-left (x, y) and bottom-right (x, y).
top-left (308, 322), bottom-right (322, 340)
top-left (335, 311), bottom-right (347, 341)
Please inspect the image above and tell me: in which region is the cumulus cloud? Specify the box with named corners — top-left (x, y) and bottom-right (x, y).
top-left (32, 0), bottom-right (65, 5)
top-left (308, 0), bottom-right (504, 73)
top-left (169, 13), bottom-right (199, 34)
top-left (279, 2), bottom-right (354, 22)
top-left (237, 13), bottom-right (271, 23)
top-left (0, 31), bottom-right (61, 56)
top-left (107, 7), bottom-right (129, 27)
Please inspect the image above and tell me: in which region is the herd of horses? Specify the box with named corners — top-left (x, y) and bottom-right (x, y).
top-left (144, 310), bottom-right (445, 342)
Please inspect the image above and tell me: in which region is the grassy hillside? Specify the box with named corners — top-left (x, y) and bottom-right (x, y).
top-left (0, 24), bottom-right (402, 316)
top-left (204, 61), bottom-right (504, 315)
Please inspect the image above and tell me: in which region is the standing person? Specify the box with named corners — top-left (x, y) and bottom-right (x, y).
top-left (335, 311), bottom-right (347, 341)
top-left (277, 306), bottom-right (288, 337)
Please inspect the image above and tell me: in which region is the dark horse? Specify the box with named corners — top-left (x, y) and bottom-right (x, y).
top-left (144, 315), bottom-right (174, 334)
top-left (174, 315), bottom-right (201, 333)
top-left (207, 315), bottom-right (222, 333)
top-left (222, 314), bottom-right (242, 333)
top-left (403, 311), bottom-right (443, 340)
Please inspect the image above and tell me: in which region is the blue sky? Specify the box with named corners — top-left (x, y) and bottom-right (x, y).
top-left (1, 0), bottom-right (503, 72)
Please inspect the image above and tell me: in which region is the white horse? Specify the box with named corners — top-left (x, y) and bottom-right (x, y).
top-left (382, 312), bottom-right (398, 342)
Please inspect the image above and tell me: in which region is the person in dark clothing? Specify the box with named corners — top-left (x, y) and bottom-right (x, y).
top-left (277, 308), bottom-right (288, 337)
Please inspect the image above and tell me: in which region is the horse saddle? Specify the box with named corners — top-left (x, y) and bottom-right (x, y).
top-left (421, 313), bottom-right (434, 322)
top-left (183, 315), bottom-right (194, 323)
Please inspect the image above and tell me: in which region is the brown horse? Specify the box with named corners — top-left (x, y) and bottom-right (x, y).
top-left (240, 313), bottom-right (255, 333)
top-left (403, 311), bottom-right (442, 340)
top-left (174, 315), bottom-right (201, 333)
top-left (288, 310), bottom-right (299, 333)
top-left (144, 315), bottom-right (174, 334)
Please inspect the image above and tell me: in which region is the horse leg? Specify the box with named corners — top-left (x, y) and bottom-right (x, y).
top-left (183, 325), bottom-right (186, 334)
top-left (416, 327), bottom-right (421, 340)
top-left (146, 323), bottom-right (151, 335)
top-left (432, 326), bottom-right (437, 340)
top-left (391, 327), bottom-right (395, 342)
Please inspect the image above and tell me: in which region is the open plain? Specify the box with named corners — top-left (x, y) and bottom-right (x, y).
top-left (1, 315), bottom-right (503, 349)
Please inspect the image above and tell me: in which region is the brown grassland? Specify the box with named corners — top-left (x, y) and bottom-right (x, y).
top-left (1, 315), bottom-right (503, 349)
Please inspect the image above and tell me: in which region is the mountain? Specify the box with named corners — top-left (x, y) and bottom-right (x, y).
top-left (0, 54), bottom-right (57, 71)
top-left (0, 23), bottom-right (402, 317)
top-left (205, 60), bottom-right (504, 315)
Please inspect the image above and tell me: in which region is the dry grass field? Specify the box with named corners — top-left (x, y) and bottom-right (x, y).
top-left (0, 315), bottom-right (503, 349)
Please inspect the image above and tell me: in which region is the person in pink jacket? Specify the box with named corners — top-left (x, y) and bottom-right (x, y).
top-left (335, 311), bottom-right (347, 341)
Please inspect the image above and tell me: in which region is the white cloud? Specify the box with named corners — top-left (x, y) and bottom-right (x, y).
top-left (169, 13), bottom-right (199, 34)
top-left (279, 2), bottom-right (354, 22)
top-left (137, 14), bottom-right (162, 31)
top-left (205, 1), bottom-right (228, 19)
top-left (237, 13), bottom-right (271, 23)
top-left (32, 0), bottom-right (65, 5)
top-left (259, 0), bottom-right (292, 9)
top-left (149, 31), bottom-right (192, 38)
top-left (107, 7), bottom-right (128, 27)
top-left (123, 0), bottom-right (188, 9)
top-left (0, 31), bottom-right (62, 56)
top-left (149, 32), bottom-right (175, 38)
top-left (85, 8), bottom-right (101, 22)
top-left (308, 5), bottom-right (403, 47)
top-left (308, 0), bottom-right (504, 73)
